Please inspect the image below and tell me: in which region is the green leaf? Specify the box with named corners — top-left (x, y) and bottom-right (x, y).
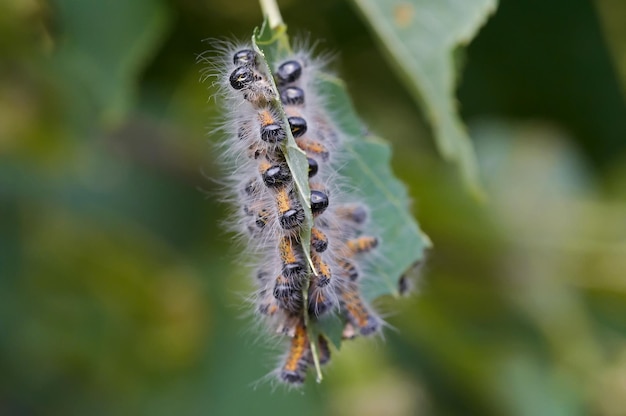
top-left (317, 75), bottom-right (431, 302)
top-left (316, 314), bottom-right (345, 349)
top-left (350, 0), bottom-right (498, 198)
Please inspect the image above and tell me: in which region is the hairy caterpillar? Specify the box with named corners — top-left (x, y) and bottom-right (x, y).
top-left (204, 37), bottom-right (390, 386)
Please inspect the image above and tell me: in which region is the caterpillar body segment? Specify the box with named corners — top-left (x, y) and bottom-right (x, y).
top-left (339, 282), bottom-right (381, 337)
top-left (275, 187), bottom-right (305, 231)
top-left (259, 159), bottom-right (292, 188)
top-left (345, 236), bottom-right (379, 256)
top-left (273, 274), bottom-right (304, 313)
top-left (311, 227), bottom-right (328, 253)
top-left (278, 236), bottom-right (307, 280)
top-left (280, 321), bottom-right (310, 384)
top-left (295, 137), bottom-right (330, 162)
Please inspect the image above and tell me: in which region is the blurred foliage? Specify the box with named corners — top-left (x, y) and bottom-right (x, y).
top-left (1, 0), bottom-right (625, 415)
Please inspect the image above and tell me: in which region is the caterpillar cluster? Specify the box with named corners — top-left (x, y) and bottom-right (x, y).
top-left (211, 43), bottom-right (382, 385)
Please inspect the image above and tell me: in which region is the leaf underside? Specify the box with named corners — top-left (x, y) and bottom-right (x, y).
top-left (350, 0), bottom-right (498, 198)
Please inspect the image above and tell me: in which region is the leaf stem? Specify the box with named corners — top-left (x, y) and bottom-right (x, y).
top-left (302, 280), bottom-right (323, 383)
top-left (259, 0), bottom-right (284, 29)
top-left (252, 28), bottom-right (322, 383)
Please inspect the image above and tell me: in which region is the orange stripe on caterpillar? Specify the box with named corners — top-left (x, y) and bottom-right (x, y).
top-left (257, 108), bottom-right (286, 143)
top-left (275, 237), bottom-right (307, 313)
top-left (280, 321), bottom-right (310, 384)
top-left (311, 252), bottom-right (331, 287)
top-left (339, 283), bottom-right (380, 336)
top-left (337, 258), bottom-right (359, 281)
top-left (311, 227), bottom-right (328, 252)
top-left (275, 188), bottom-right (305, 230)
top-left (295, 137), bottom-right (329, 161)
top-left (279, 236), bottom-right (307, 279)
top-left (345, 236), bottom-right (379, 255)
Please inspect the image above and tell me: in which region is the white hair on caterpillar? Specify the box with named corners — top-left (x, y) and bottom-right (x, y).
top-left (202, 38), bottom-right (383, 386)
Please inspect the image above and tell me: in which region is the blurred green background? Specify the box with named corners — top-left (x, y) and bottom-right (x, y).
top-left (1, 0), bottom-right (626, 415)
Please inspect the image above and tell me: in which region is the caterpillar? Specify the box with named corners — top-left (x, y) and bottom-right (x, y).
top-left (206, 39), bottom-right (385, 386)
